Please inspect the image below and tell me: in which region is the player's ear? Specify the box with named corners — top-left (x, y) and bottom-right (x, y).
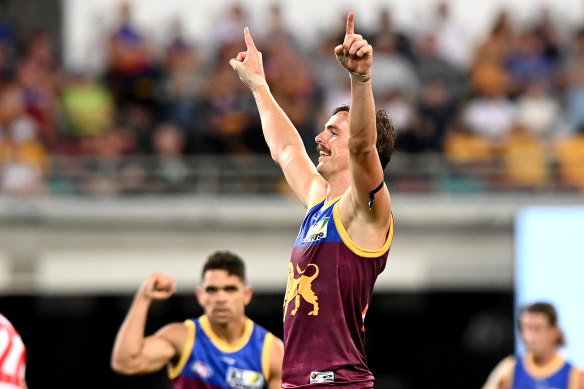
top-left (195, 286), bottom-right (203, 305)
top-left (243, 285), bottom-right (253, 306)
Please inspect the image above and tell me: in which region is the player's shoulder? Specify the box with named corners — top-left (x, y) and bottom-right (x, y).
top-left (0, 313), bottom-right (13, 327)
top-left (500, 355), bottom-right (517, 371)
top-left (483, 355), bottom-right (516, 389)
top-left (249, 320), bottom-right (274, 340)
top-left (156, 321), bottom-right (193, 348)
top-left (503, 355), bottom-right (517, 364)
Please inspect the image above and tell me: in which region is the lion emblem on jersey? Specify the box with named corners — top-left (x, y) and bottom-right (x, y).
top-left (284, 263), bottom-right (319, 320)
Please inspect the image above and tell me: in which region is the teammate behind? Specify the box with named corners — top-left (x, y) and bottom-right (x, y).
top-left (482, 302), bottom-right (584, 389)
top-left (111, 251), bottom-right (283, 389)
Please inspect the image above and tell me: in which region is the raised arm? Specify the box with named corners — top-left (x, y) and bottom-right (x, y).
top-left (111, 274), bottom-right (187, 375)
top-left (230, 28), bottom-right (326, 207)
top-left (335, 13), bottom-right (392, 233)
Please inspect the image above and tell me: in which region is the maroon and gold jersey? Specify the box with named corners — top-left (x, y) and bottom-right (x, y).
top-left (282, 196), bottom-right (393, 388)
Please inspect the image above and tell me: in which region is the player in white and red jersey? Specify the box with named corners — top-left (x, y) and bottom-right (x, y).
top-left (0, 314), bottom-right (27, 389)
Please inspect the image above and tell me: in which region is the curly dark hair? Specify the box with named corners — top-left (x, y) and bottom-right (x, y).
top-left (332, 105), bottom-right (396, 169)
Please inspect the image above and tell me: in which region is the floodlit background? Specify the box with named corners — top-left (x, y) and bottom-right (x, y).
top-left (0, 0), bottom-right (583, 388)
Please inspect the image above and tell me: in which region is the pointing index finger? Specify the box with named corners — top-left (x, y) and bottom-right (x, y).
top-left (244, 27), bottom-right (256, 49)
top-left (346, 12), bottom-right (355, 35)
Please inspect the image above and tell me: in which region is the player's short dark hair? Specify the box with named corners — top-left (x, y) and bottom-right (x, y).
top-left (202, 251), bottom-right (246, 283)
top-left (519, 302), bottom-right (566, 346)
top-left (332, 105), bottom-right (396, 170)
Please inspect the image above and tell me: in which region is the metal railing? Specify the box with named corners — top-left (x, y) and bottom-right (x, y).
top-left (25, 152), bottom-right (583, 196)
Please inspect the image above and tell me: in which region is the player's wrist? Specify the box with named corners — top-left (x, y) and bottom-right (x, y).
top-left (251, 82), bottom-right (270, 94)
top-left (349, 71), bottom-right (371, 85)
top-left (243, 73), bottom-right (269, 91)
top-left (230, 60), bottom-right (269, 91)
top-left (335, 52), bottom-right (371, 84)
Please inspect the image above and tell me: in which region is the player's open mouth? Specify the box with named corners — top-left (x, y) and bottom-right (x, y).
top-left (318, 148), bottom-right (330, 161)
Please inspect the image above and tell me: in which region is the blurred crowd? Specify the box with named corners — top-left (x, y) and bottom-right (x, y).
top-left (1, 1), bottom-right (584, 196)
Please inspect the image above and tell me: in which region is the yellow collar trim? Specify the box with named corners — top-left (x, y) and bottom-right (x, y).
top-left (322, 195), bottom-right (343, 211)
top-left (199, 315), bottom-right (254, 353)
top-left (307, 197), bottom-right (326, 211)
top-left (524, 353), bottom-right (565, 378)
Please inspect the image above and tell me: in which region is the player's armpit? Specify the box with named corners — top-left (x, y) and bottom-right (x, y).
top-left (267, 336), bottom-right (284, 389)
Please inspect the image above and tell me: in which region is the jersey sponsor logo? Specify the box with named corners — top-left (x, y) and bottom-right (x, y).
top-left (283, 263), bottom-right (319, 320)
top-left (302, 217), bottom-right (330, 243)
top-left (191, 361), bottom-right (212, 378)
top-left (226, 366), bottom-right (265, 389)
top-left (309, 370), bottom-right (334, 384)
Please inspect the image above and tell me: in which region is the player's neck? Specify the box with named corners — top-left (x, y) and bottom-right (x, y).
top-left (529, 350), bottom-right (559, 367)
top-left (325, 174), bottom-right (350, 203)
top-left (209, 315), bottom-right (247, 345)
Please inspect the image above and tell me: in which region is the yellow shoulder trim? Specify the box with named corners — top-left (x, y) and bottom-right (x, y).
top-left (199, 315), bottom-right (254, 353)
top-left (261, 332), bottom-right (275, 381)
top-left (569, 366), bottom-right (582, 389)
top-left (322, 195), bottom-right (343, 211)
top-left (332, 203), bottom-right (394, 258)
top-left (307, 197), bottom-right (326, 212)
top-left (168, 319), bottom-right (195, 379)
top-left (524, 353), bottom-right (565, 379)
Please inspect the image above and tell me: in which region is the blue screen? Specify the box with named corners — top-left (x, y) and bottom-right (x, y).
top-left (515, 207), bottom-right (584, 368)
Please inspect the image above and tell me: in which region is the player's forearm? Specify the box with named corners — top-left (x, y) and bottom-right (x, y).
top-left (252, 86), bottom-right (306, 165)
top-left (111, 294), bottom-right (152, 371)
top-left (348, 80), bottom-right (377, 154)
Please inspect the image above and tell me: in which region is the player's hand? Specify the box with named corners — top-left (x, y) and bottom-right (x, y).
top-left (229, 27), bottom-right (268, 91)
top-left (334, 12), bottom-right (372, 78)
top-left (139, 273), bottom-right (177, 301)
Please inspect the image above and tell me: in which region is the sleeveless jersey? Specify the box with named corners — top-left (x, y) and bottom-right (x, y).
top-left (282, 197), bottom-right (393, 388)
top-left (512, 354), bottom-right (582, 389)
top-left (170, 315), bottom-right (275, 389)
top-left (0, 314), bottom-right (26, 389)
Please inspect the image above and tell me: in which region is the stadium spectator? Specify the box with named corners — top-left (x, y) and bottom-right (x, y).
top-left (0, 115), bottom-right (48, 196)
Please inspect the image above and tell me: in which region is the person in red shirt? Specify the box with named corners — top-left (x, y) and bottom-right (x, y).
top-left (0, 314), bottom-right (27, 389)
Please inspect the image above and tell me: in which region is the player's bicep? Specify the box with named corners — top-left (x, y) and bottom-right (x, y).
top-left (279, 146), bottom-right (327, 207)
top-left (348, 148), bottom-right (390, 219)
top-left (136, 335), bottom-right (178, 373)
top-left (120, 324), bottom-right (183, 375)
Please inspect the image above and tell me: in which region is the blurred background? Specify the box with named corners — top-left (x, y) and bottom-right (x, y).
top-left (0, 0), bottom-right (583, 387)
